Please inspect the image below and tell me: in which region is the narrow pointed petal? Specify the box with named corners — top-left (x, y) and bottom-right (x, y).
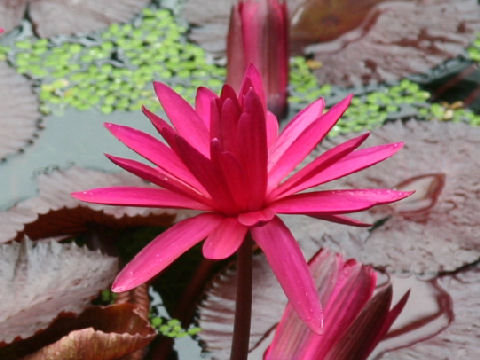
top-left (266, 111), bottom-right (279, 147)
top-left (71, 187), bottom-right (212, 211)
top-left (104, 122), bottom-right (203, 191)
top-left (273, 189), bottom-right (414, 214)
top-left (251, 217), bottom-right (323, 334)
top-left (112, 213), bottom-right (223, 292)
top-left (175, 135), bottom-right (234, 210)
top-left (268, 95), bottom-right (352, 189)
top-left (202, 218), bottom-right (247, 259)
top-left (211, 141), bottom-right (249, 210)
top-left (195, 86), bottom-right (219, 129)
top-left (271, 133), bottom-right (370, 199)
top-left (153, 81), bottom-right (210, 156)
top-left (285, 142), bottom-right (405, 197)
top-left (236, 90), bottom-right (268, 209)
top-left (308, 213), bottom-right (372, 227)
top-left (142, 106), bottom-right (179, 150)
top-left (226, 5), bottom-right (246, 92)
top-left (324, 286), bottom-right (409, 360)
top-left (268, 97), bottom-right (325, 170)
top-left (105, 154), bottom-right (211, 203)
top-left (239, 64), bottom-right (266, 109)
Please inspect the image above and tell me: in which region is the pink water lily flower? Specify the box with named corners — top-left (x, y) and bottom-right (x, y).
top-left (72, 65), bottom-right (411, 334)
top-left (265, 250), bottom-right (409, 360)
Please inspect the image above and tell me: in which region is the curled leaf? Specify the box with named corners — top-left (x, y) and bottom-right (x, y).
top-left (0, 238), bottom-right (118, 345)
top-left (1, 304), bottom-right (156, 360)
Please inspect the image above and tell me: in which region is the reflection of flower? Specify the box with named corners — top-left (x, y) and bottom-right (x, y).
top-left (72, 65), bottom-right (410, 333)
top-left (227, 0), bottom-right (289, 117)
top-left (265, 250), bottom-right (409, 360)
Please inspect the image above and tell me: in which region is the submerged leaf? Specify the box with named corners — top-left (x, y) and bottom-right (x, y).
top-left (0, 238), bottom-right (118, 345)
top-left (0, 62), bottom-right (41, 160)
top-left (0, 166), bottom-right (183, 243)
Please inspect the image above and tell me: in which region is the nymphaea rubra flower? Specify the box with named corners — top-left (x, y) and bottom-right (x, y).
top-left (227, 0), bottom-right (289, 118)
top-left (72, 65), bottom-right (411, 333)
top-left (265, 250), bottom-right (409, 360)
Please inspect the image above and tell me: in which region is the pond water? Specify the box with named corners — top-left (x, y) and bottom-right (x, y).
top-left (1, 0), bottom-right (480, 359)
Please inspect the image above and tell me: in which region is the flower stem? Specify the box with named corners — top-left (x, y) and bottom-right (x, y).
top-left (230, 234), bottom-right (253, 360)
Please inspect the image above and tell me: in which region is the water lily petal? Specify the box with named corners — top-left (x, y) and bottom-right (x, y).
top-left (203, 217), bottom-right (248, 259)
top-left (273, 189), bottom-right (413, 214)
top-left (237, 207), bottom-right (276, 227)
top-left (195, 86), bottom-right (219, 130)
top-left (288, 142), bottom-right (404, 195)
top-left (239, 64), bottom-right (266, 109)
top-left (71, 187), bottom-right (212, 211)
top-left (268, 95), bottom-right (352, 189)
top-left (308, 213), bottom-right (372, 227)
top-left (104, 123), bottom-right (203, 191)
top-left (271, 133), bottom-right (370, 199)
top-left (268, 97), bottom-right (325, 170)
top-left (112, 213), bottom-right (223, 292)
top-left (266, 111), bottom-right (279, 148)
top-left (153, 81), bottom-right (210, 156)
top-left (104, 154), bottom-right (210, 203)
top-left (236, 89), bottom-right (268, 209)
top-left (251, 216), bottom-right (323, 334)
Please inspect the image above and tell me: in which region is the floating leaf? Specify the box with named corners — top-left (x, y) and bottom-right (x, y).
top-left (309, 120), bottom-right (480, 277)
top-left (376, 263), bottom-right (480, 359)
top-left (0, 166), bottom-right (185, 243)
top-left (0, 0), bottom-right (27, 33)
top-left (0, 62), bottom-right (41, 160)
top-left (0, 304), bottom-right (156, 360)
top-left (0, 238), bottom-right (118, 345)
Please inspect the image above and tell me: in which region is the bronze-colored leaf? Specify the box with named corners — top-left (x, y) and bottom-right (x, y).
top-left (29, 0), bottom-right (150, 38)
top-left (0, 62), bottom-right (41, 160)
top-left (0, 0), bottom-right (27, 33)
top-left (302, 120), bottom-right (480, 277)
top-left (0, 304), bottom-right (156, 360)
top-left (0, 237), bottom-right (118, 345)
top-left (0, 166), bottom-right (185, 243)
top-left (308, 0), bottom-right (480, 86)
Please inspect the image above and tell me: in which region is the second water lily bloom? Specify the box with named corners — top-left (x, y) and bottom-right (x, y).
top-left (265, 250), bottom-right (409, 360)
top-left (227, 0), bottom-right (289, 118)
top-left (72, 65), bottom-right (411, 333)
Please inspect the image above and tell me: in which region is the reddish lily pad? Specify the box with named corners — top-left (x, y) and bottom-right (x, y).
top-left (0, 0), bottom-right (148, 37)
top-left (0, 62), bottom-right (41, 160)
top-left (0, 0), bottom-right (27, 33)
top-left (0, 304), bottom-right (156, 360)
top-left (29, 0), bottom-right (150, 37)
top-left (375, 263), bottom-right (480, 359)
top-left (308, 0), bottom-right (480, 86)
top-left (297, 120), bottom-right (480, 277)
top-left (0, 237), bottom-right (118, 345)
top-left (0, 166), bottom-right (185, 243)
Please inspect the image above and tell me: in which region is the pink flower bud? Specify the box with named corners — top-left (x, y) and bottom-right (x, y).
top-left (227, 0), bottom-right (289, 118)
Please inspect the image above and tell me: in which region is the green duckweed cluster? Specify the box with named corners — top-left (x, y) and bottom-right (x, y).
top-left (150, 316), bottom-right (201, 338)
top-left (289, 57), bottom-right (480, 136)
top-left (467, 32), bottom-right (480, 62)
top-left (7, 7), bottom-right (225, 114)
